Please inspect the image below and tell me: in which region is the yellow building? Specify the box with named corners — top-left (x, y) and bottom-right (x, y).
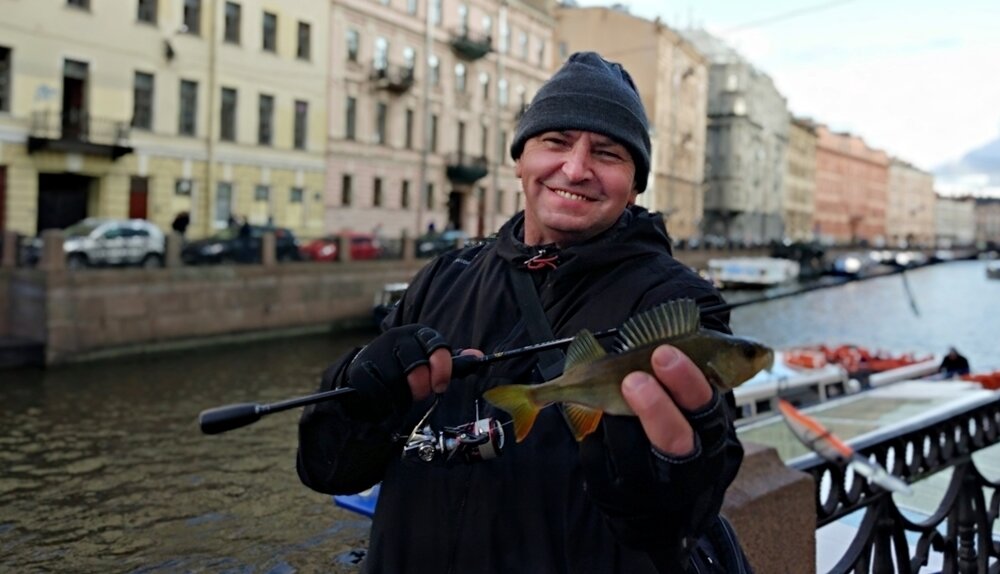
top-left (324, 0), bottom-right (555, 238)
top-left (0, 0), bottom-right (327, 239)
top-left (554, 6), bottom-right (709, 241)
top-left (887, 158), bottom-right (936, 247)
top-left (784, 118), bottom-right (817, 241)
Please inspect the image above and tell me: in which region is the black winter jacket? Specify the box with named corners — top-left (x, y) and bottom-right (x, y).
top-left (297, 206), bottom-right (745, 573)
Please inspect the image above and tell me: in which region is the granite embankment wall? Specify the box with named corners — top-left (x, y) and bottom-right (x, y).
top-left (2, 260), bottom-right (424, 365)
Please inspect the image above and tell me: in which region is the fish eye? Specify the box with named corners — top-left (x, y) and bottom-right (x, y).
top-left (741, 343), bottom-right (758, 359)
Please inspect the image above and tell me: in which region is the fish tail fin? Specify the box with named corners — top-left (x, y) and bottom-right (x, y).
top-left (563, 403), bottom-right (604, 441)
top-left (483, 385), bottom-right (540, 443)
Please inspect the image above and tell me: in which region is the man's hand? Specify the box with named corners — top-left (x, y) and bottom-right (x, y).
top-left (620, 345), bottom-right (714, 455)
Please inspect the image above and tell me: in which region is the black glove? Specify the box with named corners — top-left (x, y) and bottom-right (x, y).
top-left (341, 324), bottom-right (450, 421)
top-left (578, 391), bottom-right (741, 553)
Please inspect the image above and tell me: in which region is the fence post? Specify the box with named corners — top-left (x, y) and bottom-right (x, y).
top-left (1, 231), bottom-right (18, 268)
top-left (166, 232), bottom-right (183, 268)
top-left (262, 231), bottom-right (276, 266)
top-left (40, 229), bottom-right (66, 271)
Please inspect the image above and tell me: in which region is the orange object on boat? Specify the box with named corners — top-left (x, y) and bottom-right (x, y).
top-left (961, 371), bottom-right (1000, 390)
top-left (784, 349), bottom-right (827, 370)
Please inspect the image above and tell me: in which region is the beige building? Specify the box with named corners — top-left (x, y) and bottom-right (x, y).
top-left (0, 0), bottom-right (328, 239)
top-left (934, 194), bottom-right (976, 247)
top-left (886, 159), bottom-right (936, 247)
top-left (554, 6), bottom-right (708, 240)
top-left (325, 0), bottom-right (555, 238)
top-left (974, 197), bottom-right (1000, 247)
top-left (783, 118), bottom-right (816, 241)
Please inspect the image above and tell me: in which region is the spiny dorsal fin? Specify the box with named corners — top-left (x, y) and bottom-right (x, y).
top-left (563, 403), bottom-right (604, 441)
top-left (564, 329), bottom-right (607, 372)
top-left (616, 298), bottom-right (699, 350)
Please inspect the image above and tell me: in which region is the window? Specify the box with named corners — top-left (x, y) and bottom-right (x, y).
top-left (297, 21), bottom-right (311, 60)
top-left (480, 71), bottom-right (490, 101)
top-left (430, 113), bottom-right (438, 152)
top-left (137, 0), bottom-right (157, 23)
top-left (294, 100), bottom-right (308, 150)
top-left (373, 177), bottom-right (383, 207)
top-left (0, 47), bottom-right (9, 112)
top-left (67, 0), bottom-right (89, 8)
top-left (341, 174), bottom-right (353, 206)
top-left (457, 4), bottom-right (468, 34)
top-left (404, 108), bottom-right (414, 149)
top-left (431, 0), bottom-right (442, 26)
top-left (215, 182), bottom-right (233, 226)
top-left (482, 15), bottom-right (492, 36)
top-left (425, 183), bottom-right (434, 210)
top-left (290, 187), bottom-right (304, 203)
top-left (220, 87), bottom-right (237, 141)
top-left (428, 54), bottom-right (440, 87)
top-left (498, 78), bottom-right (508, 106)
top-left (374, 37), bottom-right (388, 71)
top-left (175, 178), bottom-right (193, 196)
top-left (519, 32), bottom-right (528, 59)
top-left (375, 102), bottom-right (387, 145)
top-left (262, 12), bottom-right (277, 52)
top-left (481, 125), bottom-right (488, 157)
top-left (183, 0), bottom-right (201, 35)
top-left (495, 188), bottom-right (504, 212)
top-left (258, 94), bottom-right (274, 145)
top-left (403, 47), bottom-right (416, 71)
top-left (500, 20), bottom-right (509, 53)
top-left (131, 72), bottom-right (154, 130)
top-left (457, 121), bottom-right (465, 155)
top-left (401, 180), bottom-right (410, 208)
top-left (224, 2), bottom-right (241, 44)
top-left (347, 29), bottom-right (360, 62)
top-left (345, 96), bottom-right (356, 140)
top-left (178, 79), bottom-right (198, 136)
top-left (455, 63), bottom-right (466, 93)
top-left (407, 0), bottom-right (418, 16)
top-left (254, 184), bottom-right (270, 201)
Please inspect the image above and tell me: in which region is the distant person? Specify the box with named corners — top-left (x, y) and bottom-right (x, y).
top-left (938, 347), bottom-right (971, 378)
top-left (171, 211), bottom-right (190, 237)
top-left (237, 217), bottom-right (253, 263)
top-left (227, 214), bottom-right (238, 228)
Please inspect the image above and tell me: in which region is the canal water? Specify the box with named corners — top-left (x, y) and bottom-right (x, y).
top-left (1, 259), bottom-right (996, 572)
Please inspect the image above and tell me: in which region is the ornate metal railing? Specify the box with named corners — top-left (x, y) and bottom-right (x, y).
top-left (790, 395), bottom-right (1000, 573)
top-left (28, 110), bottom-right (132, 159)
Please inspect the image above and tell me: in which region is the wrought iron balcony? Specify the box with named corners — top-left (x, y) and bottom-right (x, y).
top-left (445, 152), bottom-right (488, 184)
top-left (449, 28), bottom-right (492, 61)
top-left (790, 395), bottom-right (1000, 572)
top-left (27, 110), bottom-right (133, 160)
top-left (371, 63), bottom-right (416, 94)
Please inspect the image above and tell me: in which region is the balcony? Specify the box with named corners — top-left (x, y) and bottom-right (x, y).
top-left (449, 29), bottom-right (492, 61)
top-left (371, 63), bottom-right (416, 95)
top-left (445, 152), bottom-right (488, 185)
top-left (27, 111), bottom-right (133, 160)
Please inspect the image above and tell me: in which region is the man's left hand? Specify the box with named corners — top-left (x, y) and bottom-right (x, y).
top-left (620, 345), bottom-right (714, 455)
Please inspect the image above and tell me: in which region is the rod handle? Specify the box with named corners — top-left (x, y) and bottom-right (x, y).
top-left (199, 403), bottom-right (262, 435)
top-left (452, 354), bottom-right (484, 378)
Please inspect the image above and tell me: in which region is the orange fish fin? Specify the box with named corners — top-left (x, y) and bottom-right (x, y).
top-left (483, 385), bottom-right (540, 443)
top-left (563, 403), bottom-right (604, 441)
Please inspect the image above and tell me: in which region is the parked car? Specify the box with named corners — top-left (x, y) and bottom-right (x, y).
top-left (417, 230), bottom-right (471, 258)
top-left (181, 224), bottom-right (301, 264)
top-left (24, 218), bottom-right (165, 269)
top-left (300, 232), bottom-right (383, 262)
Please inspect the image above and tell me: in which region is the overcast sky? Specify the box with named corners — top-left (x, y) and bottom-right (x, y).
top-left (573, 0), bottom-right (1000, 173)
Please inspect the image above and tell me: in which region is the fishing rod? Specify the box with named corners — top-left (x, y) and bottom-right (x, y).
top-left (198, 264), bottom-right (921, 435)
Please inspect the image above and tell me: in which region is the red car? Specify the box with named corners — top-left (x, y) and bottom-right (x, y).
top-left (300, 233), bottom-right (383, 262)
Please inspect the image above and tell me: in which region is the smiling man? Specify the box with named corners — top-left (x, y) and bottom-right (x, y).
top-left (297, 52), bottom-right (751, 573)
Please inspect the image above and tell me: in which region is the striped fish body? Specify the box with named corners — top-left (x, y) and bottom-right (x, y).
top-left (484, 299), bottom-right (774, 442)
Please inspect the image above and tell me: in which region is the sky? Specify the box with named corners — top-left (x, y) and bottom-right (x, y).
top-left (573, 0), bottom-right (1000, 174)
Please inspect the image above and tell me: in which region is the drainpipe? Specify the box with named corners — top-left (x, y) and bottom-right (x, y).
top-left (202, 0), bottom-right (219, 237)
top-left (416, 0), bottom-right (433, 236)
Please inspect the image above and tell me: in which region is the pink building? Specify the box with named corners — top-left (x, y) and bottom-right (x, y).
top-left (814, 126), bottom-right (889, 244)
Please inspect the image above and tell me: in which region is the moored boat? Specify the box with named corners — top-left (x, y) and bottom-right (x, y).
top-left (707, 257), bottom-right (800, 289)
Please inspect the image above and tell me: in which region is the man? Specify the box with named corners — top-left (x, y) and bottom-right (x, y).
top-left (938, 346), bottom-right (971, 378)
top-left (298, 52), bottom-right (747, 573)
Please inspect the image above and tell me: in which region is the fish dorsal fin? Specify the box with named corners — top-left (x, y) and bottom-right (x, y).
top-left (563, 403), bottom-right (603, 441)
top-left (616, 298), bottom-right (699, 350)
top-left (563, 329), bottom-right (607, 372)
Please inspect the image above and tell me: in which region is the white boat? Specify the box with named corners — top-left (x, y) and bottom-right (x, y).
top-left (707, 257), bottom-right (800, 289)
top-left (987, 262), bottom-right (1000, 280)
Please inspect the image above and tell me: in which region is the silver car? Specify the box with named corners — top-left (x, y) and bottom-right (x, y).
top-left (29, 218), bottom-right (166, 269)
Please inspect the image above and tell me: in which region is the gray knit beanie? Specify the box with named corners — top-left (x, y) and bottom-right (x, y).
top-left (510, 52), bottom-right (651, 192)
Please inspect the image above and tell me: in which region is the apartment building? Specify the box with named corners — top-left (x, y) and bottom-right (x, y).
top-left (554, 6), bottom-right (708, 241)
top-left (934, 195), bottom-right (976, 247)
top-left (325, 0), bottom-right (555, 238)
top-left (886, 158), bottom-right (936, 247)
top-left (974, 197), bottom-right (1000, 247)
top-left (0, 0), bottom-right (328, 238)
top-left (784, 118), bottom-right (816, 242)
top-left (813, 125), bottom-right (889, 244)
top-left (682, 29), bottom-right (790, 245)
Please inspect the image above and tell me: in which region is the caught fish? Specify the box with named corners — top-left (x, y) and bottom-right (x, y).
top-left (777, 399), bottom-right (912, 495)
top-left (483, 298), bottom-right (774, 443)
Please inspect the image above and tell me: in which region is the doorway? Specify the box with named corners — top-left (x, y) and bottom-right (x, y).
top-left (129, 176), bottom-right (149, 219)
top-left (62, 59), bottom-right (89, 140)
top-left (37, 173), bottom-right (92, 231)
top-left (447, 190), bottom-right (464, 231)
